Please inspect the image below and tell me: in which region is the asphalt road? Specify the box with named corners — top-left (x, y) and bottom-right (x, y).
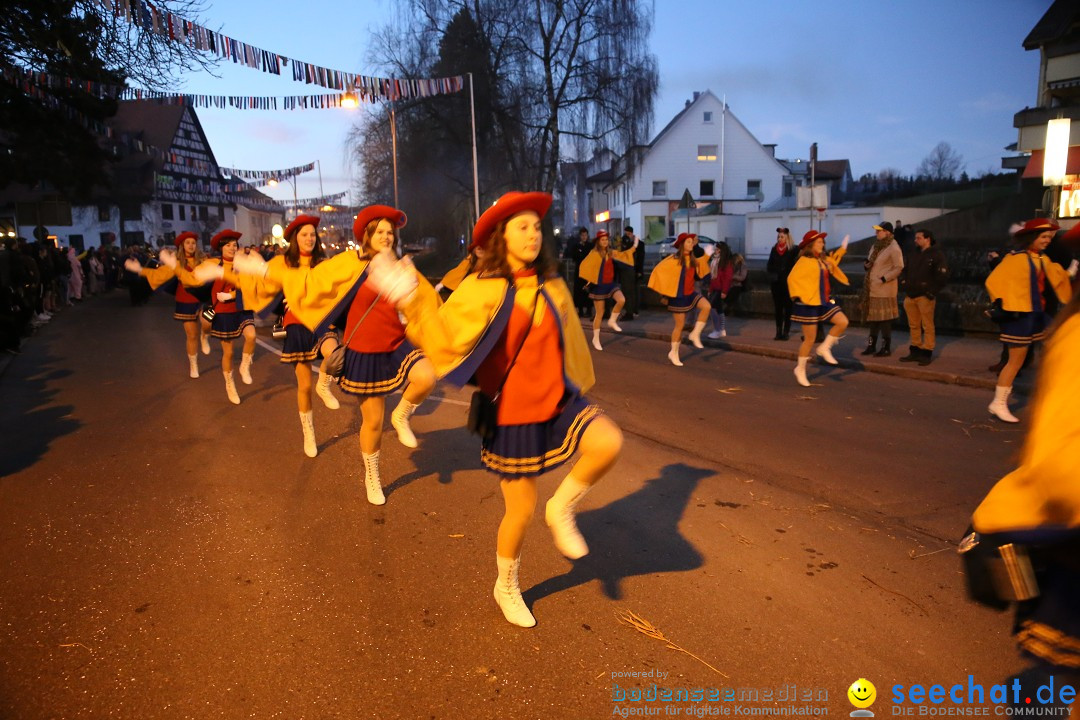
top-left (0, 292), bottom-right (1028, 719)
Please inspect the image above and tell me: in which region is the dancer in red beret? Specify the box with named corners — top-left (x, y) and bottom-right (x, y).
top-left (787, 230), bottom-right (850, 386)
top-left (229, 206), bottom-right (439, 504)
top-left (984, 219), bottom-right (1073, 422)
top-left (368, 191), bottom-right (624, 628)
top-left (575, 229), bottom-right (638, 351)
top-left (227, 215), bottom-right (342, 457)
top-left (647, 233), bottom-right (712, 366)
top-left (124, 231), bottom-right (212, 378)
top-left (191, 229), bottom-right (257, 404)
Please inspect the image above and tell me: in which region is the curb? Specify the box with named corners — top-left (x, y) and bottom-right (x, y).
top-left (608, 327), bottom-right (1001, 391)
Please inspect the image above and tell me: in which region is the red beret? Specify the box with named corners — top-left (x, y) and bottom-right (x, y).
top-left (353, 205), bottom-right (406, 242)
top-left (284, 214), bottom-right (320, 240)
top-left (1013, 218), bottom-right (1060, 237)
top-left (673, 232), bottom-right (697, 249)
top-left (470, 191), bottom-right (552, 252)
top-left (798, 230), bottom-right (827, 249)
top-left (211, 229), bottom-right (243, 252)
top-left (174, 231), bottom-right (198, 247)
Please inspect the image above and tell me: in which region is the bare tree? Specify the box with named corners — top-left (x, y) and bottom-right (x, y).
top-left (916, 141), bottom-right (964, 182)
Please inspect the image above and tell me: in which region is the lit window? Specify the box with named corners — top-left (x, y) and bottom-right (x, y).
top-left (697, 145), bottom-right (717, 161)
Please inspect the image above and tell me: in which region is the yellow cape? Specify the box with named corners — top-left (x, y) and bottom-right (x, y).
top-left (985, 252), bottom-right (1071, 313)
top-left (647, 254), bottom-right (710, 298)
top-left (577, 247), bottom-right (637, 284)
top-left (440, 256), bottom-right (473, 292)
top-left (786, 248), bottom-right (849, 303)
top-left (403, 272), bottom-right (594, 393)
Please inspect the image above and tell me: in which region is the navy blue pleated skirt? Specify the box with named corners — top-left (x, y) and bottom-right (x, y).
top-left (999, 311), bottom-right (1049, 347)
top-left (791, 300), bottom-right (842, 325)
top-left (210, 310), bottom-right (255, 339)
top-left (339, 342), bottom-right (423, 397)
top-left (588, 282), bottom-right (621, 300)
top-left (480, 395), bottom-right (604, 478)
top-left (280, 325), bottom-right (339, 364)
top-left (667, 291), bottom-right (702, 313)
top-left (174, 301), bottom-right (201, 322)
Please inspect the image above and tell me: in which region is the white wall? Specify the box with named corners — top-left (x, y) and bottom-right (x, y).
top-left (745, 206), bottom-right (951, 260)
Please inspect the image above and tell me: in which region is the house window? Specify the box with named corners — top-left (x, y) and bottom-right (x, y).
top-left (179, 205), bottom-right (186, 221)
top-left (98, 205), bottom-right (110, 222)
top-left (747, 180), bottom-right (762, 197)
top-left (199, 206), bottom-right (208, 221)
top-left (68, 234), bottom-right (84, 252)
top-left (783, 180), bottom-right (793, 198)
top-left (161, 203), bottom-right (174, 220)
top-left (652, 181), bottom-right (667, 197)
top-left (700, 180), bottom-right (715, 197)
top-left (697, 145), bottom-right (718, 161)
top-left (703, 111), bottom-right (713, 123)
top-left (190, 206), bottom-right (196, 221)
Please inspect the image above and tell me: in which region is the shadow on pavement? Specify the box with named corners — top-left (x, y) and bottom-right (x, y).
top-left (0, 350), bottom-right (80, 478)
top-left (524, 462), bottom-right (711, 604)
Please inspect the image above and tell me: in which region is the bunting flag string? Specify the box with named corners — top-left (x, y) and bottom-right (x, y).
top-left (283, 191), bottom-right (348, 208)
top-left (219, 162), bottom-right (315, 182)
top-left (155, 174), bottom-right (254, 195)
top-left (99, 0), bottom-right (465, 99)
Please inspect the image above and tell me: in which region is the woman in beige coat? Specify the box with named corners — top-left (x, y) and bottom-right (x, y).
top-left (861, 222), bottom-right (904, 356)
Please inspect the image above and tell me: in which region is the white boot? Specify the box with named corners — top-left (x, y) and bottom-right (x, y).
top-left (545, 476), bottom-right (591, 559)
top-left (299, 411), bottom-right (317, 458)
top-left (607, 315), bottom-right (622, 333)
top-left (668, 341), bottom-right (683, 367)
top-left (223, 371), bottom-right (240, 404)
top-left (988, 386), bottom-right (1019, 423)
top-left (493, 555), bottom-right (536, 628)
top-left (188, 354), bottom-right (199, 379)
top-left (815, 333), bottom-right (840, 365)
top-left (794, 356), bottom-right (810, 387)
top-left (362, 451), bottom-right (386, 505)
top-left (591, 327), bottom-right (603, 352)
top-left (315, 371), bottom-right (340, 410)
top-left (238, 352), bottom-right (254, 384)
top-left (390, 398), bottom-right (419, 448)
top-left (688, 320), bottom-right (706, 348)
top-left (200, 332), bottom-right (210, 355)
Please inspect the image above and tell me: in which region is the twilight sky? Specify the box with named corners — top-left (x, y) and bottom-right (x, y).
top-left (170, 0), bottom-right (1048, 205)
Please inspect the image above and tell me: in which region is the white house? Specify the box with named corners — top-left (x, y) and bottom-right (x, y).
top-left (558, 90), bottom-right (792, 252)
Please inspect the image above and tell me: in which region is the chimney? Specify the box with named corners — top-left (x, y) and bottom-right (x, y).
top-left (692, 91), bottom-right (700, 102)
top-left (763, 143), bottom-right (776, 157)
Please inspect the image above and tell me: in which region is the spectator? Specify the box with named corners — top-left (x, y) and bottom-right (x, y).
top-left (861, 222), bottom-right (904, 357)
top-left (726, 253), bottom-right (748, 317)
top-left (618, 226), bottom-right (641, 320)
top-left (707, 242), bottom-right (734, 338)
top-left (767, 228), bottom-right (798, 340)
top-left (899, 229), bottom-right (949, 365)
top-left (66, 247), bottom-right (84, 301)
top-left (562, 227), bottom-right (592, 317)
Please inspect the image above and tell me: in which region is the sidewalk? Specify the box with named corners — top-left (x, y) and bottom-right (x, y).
top-left (600, 308), bottom-right (1034, 392)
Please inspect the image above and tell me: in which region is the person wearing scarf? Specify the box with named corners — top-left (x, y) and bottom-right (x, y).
top-left (767, 228), bottom-right (798, 340)
top-left (860, 222), bottom-right (904, 357)
top-left (984, 219), bottom-right (1072, 423)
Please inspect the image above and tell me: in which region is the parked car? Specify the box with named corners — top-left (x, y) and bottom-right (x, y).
top-left (645, 235), bottom-right (717, 259)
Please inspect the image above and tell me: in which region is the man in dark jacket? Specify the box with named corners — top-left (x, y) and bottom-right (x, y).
top-left (899, 229), bottom-right (948, 365)
top-left (563, 227), bottom-right (592, 317)
top-left (618, 226), bottom-right (642, 320)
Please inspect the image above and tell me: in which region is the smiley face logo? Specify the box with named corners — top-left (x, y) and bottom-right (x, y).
top-left (848, 678), bottom-right (877, 709)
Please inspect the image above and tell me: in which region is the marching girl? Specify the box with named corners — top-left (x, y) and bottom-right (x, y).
top-left (229, 215), bottom-right (342, 458)
top-left (194, 229), bottom-right (258, 404)
top-left (984, 219), bottom-right (1072, 423)
top-left (787, 230), bottom-right (850, 387)
top-left (124, 231), bottom-right (211, 379)
top-left (962, 284), bottom-right (1080, 706)
top-left (434, 246), bottom-right (485, 296)
top-left (231, 206), bottom-right (438, 506)
top-left (646, 233), bottom-right (712, 367)
top-left (575, 229), bottom-right (638, 351)
top-left (369, 191), bottom-right (623, 628)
